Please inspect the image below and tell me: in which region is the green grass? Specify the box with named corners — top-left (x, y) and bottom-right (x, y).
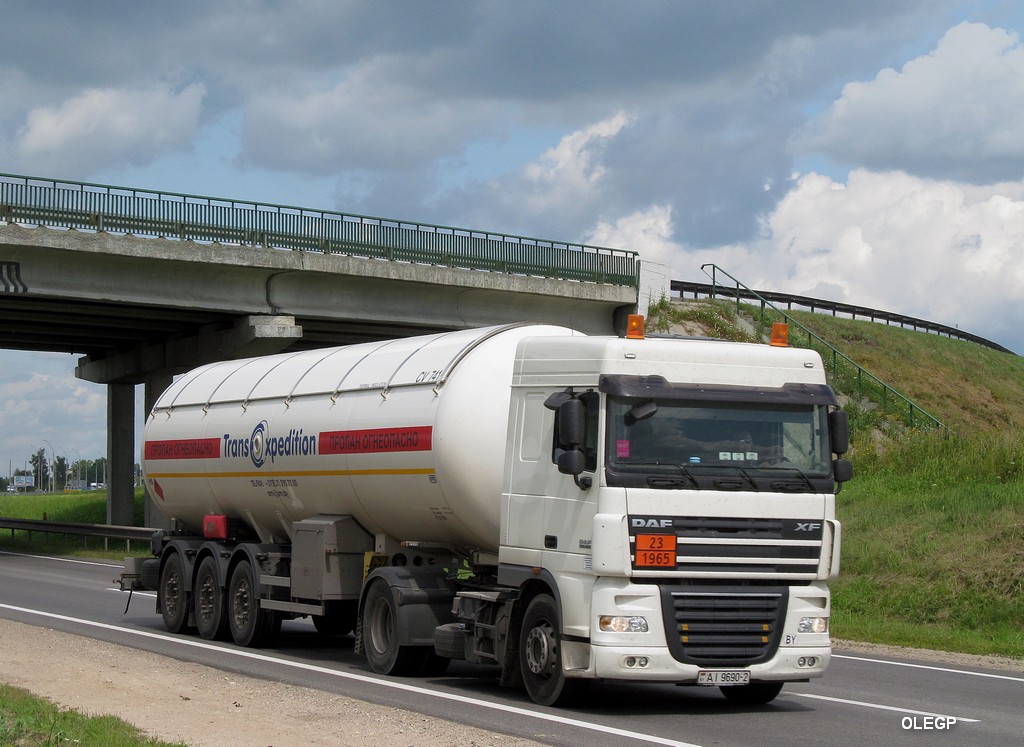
top-left (0, 685), bottom-right (186, 747)
top-left (835, 431), bottom-right (1024, 656)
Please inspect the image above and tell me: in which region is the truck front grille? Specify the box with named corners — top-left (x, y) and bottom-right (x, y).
top-left (629, 515), bottom-right (824, 578)
top-left (660, 585), bottom-right (787, 666)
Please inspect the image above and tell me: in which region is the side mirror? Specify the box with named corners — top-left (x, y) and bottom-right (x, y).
top-left (829, 410), bottom-right (849, 456)
top-left (833, 458), bottom-right (853, 484)
top-left (557, 449), bottom-right (585, 476)
top-left (557, 398), bottom-right (585, 448)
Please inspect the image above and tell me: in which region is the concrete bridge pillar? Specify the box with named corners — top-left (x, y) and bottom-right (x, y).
top-left (106, 383), bottom-right (136, 527)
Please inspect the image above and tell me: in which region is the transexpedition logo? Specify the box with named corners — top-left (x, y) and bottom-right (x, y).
top-left (221, 421), bottom-right (318, 468)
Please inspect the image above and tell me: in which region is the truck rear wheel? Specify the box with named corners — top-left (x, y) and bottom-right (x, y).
top-left (195, 556), bottom-right (228, 641)
top-left (362, 580), bottom-right (433, 676)
top-left (227, 559), bottom-right (279, 647)
top-left (720, 682), bottom-right (784, 705)
top-left (519, 594), bottom-right (587, 706)
top-left (159, 552), bottom-right (190, 634)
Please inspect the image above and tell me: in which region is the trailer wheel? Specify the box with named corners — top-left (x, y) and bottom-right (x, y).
top-left (227, 559), bottom-right (278, 647)
top-left (159, 552), bottom-right (190, 634)
top-left (720, 682), bottom-right (784, 705)
top-left (519, 594), bottom-right (586, 706)
top-left (195, 556), bottom-right (228, 641)
top-left (362, 580), bottom-right (431, 676)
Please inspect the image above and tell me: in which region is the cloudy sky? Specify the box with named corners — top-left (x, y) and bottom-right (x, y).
top-left (3, 0), bottom-right (1024, 475)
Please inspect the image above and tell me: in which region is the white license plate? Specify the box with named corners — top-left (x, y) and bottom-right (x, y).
top-left (697, 670), bottom-right (751, 686)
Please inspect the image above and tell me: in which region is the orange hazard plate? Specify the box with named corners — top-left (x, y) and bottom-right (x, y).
top-left (635, 534), bottom-right (677, 567)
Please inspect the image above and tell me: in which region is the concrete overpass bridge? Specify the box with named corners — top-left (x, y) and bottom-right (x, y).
top-left (0, 173), bottom-right (647, 526)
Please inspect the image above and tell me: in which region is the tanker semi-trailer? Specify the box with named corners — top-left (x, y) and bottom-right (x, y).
top-left (129, 320), bottom-right (852, 706)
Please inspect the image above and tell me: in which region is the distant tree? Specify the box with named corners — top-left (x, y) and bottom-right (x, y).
top-left (54, 456), bottom-right (69, 490)
top-left (0, 477), bottom-right (8, 492)
top-left (29, 449), bottom-right (49, 491)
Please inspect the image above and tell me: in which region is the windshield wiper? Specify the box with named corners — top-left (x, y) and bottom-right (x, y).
top-left (713, 465), bottom-right (758, 491)
top-left (646, 463), bottom-right (699, 489)
top-left (760, 465), bottom-right (815, 491)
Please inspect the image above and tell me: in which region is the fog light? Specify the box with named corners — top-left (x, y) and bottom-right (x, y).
top-left (798, 656), bottom-right (818, 668)
top-left (600, 615), bottom-right (649, 633)
top-left (798, 616), bottom-right (829, 634)
top-left (621, 655), bottom-right (651, 669)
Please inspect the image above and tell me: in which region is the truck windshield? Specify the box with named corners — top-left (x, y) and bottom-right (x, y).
top-left (605, 397), bottom-right (834, 492)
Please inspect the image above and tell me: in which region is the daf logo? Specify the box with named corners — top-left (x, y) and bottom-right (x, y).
top-left (631, 518), bottom-right (673, 529)
top-left (795, 522), bottom-right (822, 532)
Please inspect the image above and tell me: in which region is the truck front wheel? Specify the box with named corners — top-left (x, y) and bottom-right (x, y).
top-left (362, 580), bottom-right (433, 676)
top-left (519, 594), bottom-right (587, 706)
top-left (159, 552), bottom-right (190, 634)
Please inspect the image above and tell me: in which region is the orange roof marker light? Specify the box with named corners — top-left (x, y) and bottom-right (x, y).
top-left (626, 314), bottom-right (646, 339)
top-left (769, 322), bottom-right (789, 347)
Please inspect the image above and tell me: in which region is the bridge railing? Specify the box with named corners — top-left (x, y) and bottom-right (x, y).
top-left (0, 173), bottom-right (639, 287)
top-left (697, 264), bottom-right (952, 434)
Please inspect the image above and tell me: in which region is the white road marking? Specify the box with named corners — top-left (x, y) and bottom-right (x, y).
top-left (0, 602), bottom-right (703, 747)
top-left (834, 654), bottom-right (1024, 683)
top-left (0, 550), bottom-right (122, 568)
top-left (788, 692), bottom-right (979, 722)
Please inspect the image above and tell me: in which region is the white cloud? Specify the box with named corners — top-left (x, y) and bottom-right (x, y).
top-left (691, 169), bottom-right (1024, 352)
top-left (586, 204), bottom-right (679, 266)
top-left (523, 112), bottom-right (635, 195)
top-left (796, 22), bottom-right (1024, 182)
top-left (15, 83), bottom-right (206, 175)
top-left (0, 354), bottom-right (110, 470)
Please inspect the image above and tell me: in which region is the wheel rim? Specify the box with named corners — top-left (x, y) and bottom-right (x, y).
top-left (232, 576), bottom-right (252, 631)
top-left (368, 597), bottom-right (395, 656)
top-left (524, 621), bottom-right (557, 678)
top-left (198, 574), bottom-right (216, 624)
top-left (164, 569), bottom-right (182, 619)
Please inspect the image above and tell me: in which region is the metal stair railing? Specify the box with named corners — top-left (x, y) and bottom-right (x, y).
top-left (700, 263), bottom-right (951, 434)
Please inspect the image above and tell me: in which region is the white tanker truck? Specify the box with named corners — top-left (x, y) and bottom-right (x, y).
top-left (129, 319), bottom-right (852, 706)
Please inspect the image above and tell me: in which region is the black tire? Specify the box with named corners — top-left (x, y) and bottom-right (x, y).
top-left (720, 681), bottom-right (784, 705)
top-left (159, 552), bottom-right (190, 634)
top-left (227, 559), bottom-right (278, 647)
top-left (194, 556), bottom-right (229, 641)
top-left (518, 594), bottom-right (587, 706)
top-left (362, 580), bottom-right (432, 676)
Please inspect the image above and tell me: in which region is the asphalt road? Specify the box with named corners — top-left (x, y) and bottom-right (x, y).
top-left (1, 550), bottom-right (1020, 747)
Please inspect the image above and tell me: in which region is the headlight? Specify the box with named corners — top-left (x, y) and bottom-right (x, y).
top-left (599, 615), bottom-right (649, 633)
top-left (798, 616), bottom-right (829, 634)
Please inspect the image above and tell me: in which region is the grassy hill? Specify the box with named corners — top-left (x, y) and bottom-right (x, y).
top-left (651, 299), bottom-right (1024, 659)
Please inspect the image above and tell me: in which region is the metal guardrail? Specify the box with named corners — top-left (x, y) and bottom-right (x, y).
top-left (0, 517), bottom-right (156, 552)
top-left (695, 264), bottom-right (952, 434)
top-left (673, 280), bottom-right (1014, 354)
top-left (0, 172), bottom-right (639, 287)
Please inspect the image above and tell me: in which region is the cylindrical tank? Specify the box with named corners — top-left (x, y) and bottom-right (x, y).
top-left (143, 323), bottom-right (577, 550)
